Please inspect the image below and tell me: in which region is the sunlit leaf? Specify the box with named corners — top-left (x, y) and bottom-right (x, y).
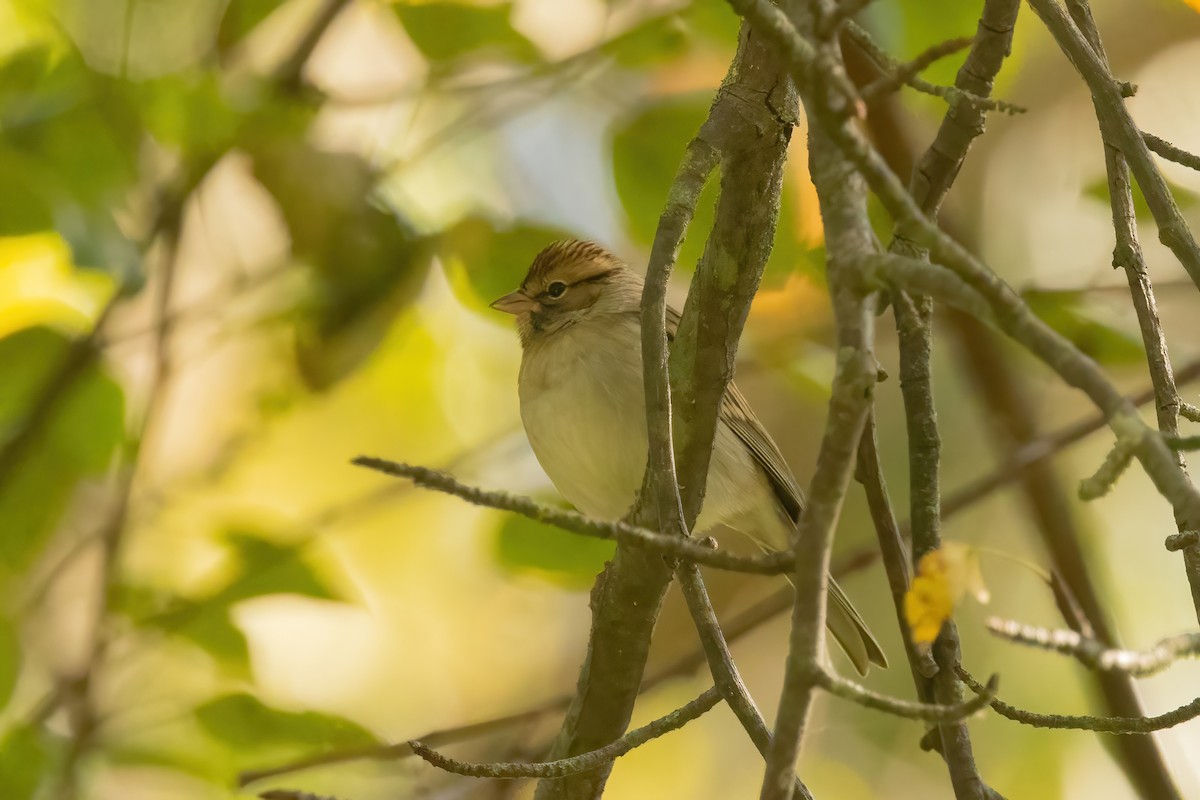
top-left (195, 693), bottom-right (376, 752)
top-left (0, 233), bottom-right (113, 338)
top-left (1024, 290), bottom-right (1144, 366)
top-left (392, 1), bottom-right (539, 64)
top-left (0, 616), bottom-right (19, 714)
top-left (439, 215), bottom-right (574, 310)
top-left (0, 327), bottom-right (125, 572)
top-left (0, 724), bottom-right (55, 800)
top-left (1082, 174), bottom-right (1199, 222)
top-left (494, 510), bottom-right (615, 590)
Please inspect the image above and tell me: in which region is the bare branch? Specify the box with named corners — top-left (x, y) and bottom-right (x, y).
top-left (1077, 436), bottom-right (1138, 500)
top-left (817, 668), bottom-right (998, 723)
top-left (958, 666), bottom-right (1200, 733)
top-left (350, 458), bottom-right (792, 575)
top-left (861, 36), bottom-right (976, 101)
top-left (986, 618), bottom-right (1200, 677)
top-left (1143, 131), bottom-right (1200, 174)
top-left (1028, 0), bottom-right (1200, 291)
top-left (1181, 402), bottom-right (1200, 423)
top-left (1166, 531), bottom-right (1199, 552)
top-left (410, 688), bottom-right (721, 778)
top-left (676, 565), bottom-right (813, 800)
top-left (845, 22), bottom-right (1024, 115)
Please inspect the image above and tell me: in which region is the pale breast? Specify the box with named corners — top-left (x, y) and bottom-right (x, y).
top-left (519, 318), bottom-right (650, 520)
top-left (518, 316), bottom-right (786, 547)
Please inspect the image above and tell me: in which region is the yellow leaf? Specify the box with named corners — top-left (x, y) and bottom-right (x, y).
top-left (903, 543), bottom-right (991, 653)
top-left (0, 234), bottom-right (113, 339)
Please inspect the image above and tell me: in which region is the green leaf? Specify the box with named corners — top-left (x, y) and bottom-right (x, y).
top-left (126, 527), bottom-right (346, 672)
top-left (494, 510), bottom-right (615, 590)
top-left (1024, 290), bottom-right (1145, 365)
top-left (439, 215), bottom-right (575, 310)
top-left (392, 2), bottom-right (539, 64)
top-left (612, 96), bottom-right (812, 287)
top-left (0, 327), bottom-right (125, 572)
top-left (0, 724), bottom-right (54, 800)
top-left (212, 532), bottom-right (341, 605)
top-left (1082, 174), bottom-right (1200, 221)
top-left (217, 0), bottom-right (286, 52)
top-left (612, 96), bottom-right (715, 274)
top-left (195, 694), bottom-right (376, 752)
top-left (0, 616), bottom-right (19, 714)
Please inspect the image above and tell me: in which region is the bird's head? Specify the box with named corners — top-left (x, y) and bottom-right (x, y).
top-left (490, 240), bottom-right (641, 346)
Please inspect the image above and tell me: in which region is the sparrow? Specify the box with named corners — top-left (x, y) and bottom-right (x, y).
top-left (491, 240), bottom-right (886, 675)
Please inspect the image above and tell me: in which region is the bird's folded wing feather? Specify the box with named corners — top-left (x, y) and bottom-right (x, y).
top-left (662, 303), bottom-right (805, 522)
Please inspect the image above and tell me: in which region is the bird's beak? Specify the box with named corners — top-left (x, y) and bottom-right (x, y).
top-left (490, 289), bottom-right (540, 315)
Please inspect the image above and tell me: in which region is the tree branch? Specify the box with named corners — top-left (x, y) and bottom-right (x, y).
top-left (986, 618), bottom-right (1200, 677)
top-left (411, 687), bottom-right (722, 779)
top-left (958, 666), bottom-right (1200, 734)
top-left (350, 458), bottom-right (791, 575)
top-left (817, 668), bottom-right (998, 723)
top-left (535, 18), bottom-right (799, 799)
top-left (676, 565), bottom-right (814, 800)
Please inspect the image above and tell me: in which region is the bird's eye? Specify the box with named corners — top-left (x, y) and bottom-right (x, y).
top-left (546, 281), bottom-right (567, 298)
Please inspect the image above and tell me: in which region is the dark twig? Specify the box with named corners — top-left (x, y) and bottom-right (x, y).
top-left (410, 688), bottom-right (721, 779)
top-left (845, 22), bottom-right (1024, 115)
top-left (349, 458), bottom-right (791, 575)
top-left (958, 666), bottom-right (1200, 734)
top-left (861, 36), bottom-right (976, 101)
top-left (986, 618), bottom-right (1200, 677)
top-left (855, 414), bottom-right (938, 681)
top-left (675, 565), bottom-right (813, 800)
top-left (260, 792), bottom-right (346, 800)
top-left (1143, 131), bottom-right (1200, 173)
top-left (1166, 531), bottom-right (1199, 552)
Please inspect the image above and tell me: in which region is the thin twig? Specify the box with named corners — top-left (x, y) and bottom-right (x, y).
top-left (861, 36), bottom-right (976, 101)
top-left (410, 687), bottom-right (721, 778)
top-left (1143, 131), bottom-right (1200, 173)
top-left (817, 668), bottom-right (998, 723)
top-left (1077, 435), bottom-right (1139, 500)
top-left (958, 666), bottom-right (1200, 733)
top-left (845, 21), bottom-right (1024, 115)
top-left (676, 565), bottom-right (813, 800)
top-left (986, 618), bottom-right (1200, 677)
top-left (350, 458), bottom-right (791, 575)
top-left (941, 359), bottom-right (1200, 520)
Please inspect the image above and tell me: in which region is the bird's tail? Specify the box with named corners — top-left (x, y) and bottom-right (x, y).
top-left (825, 576), bottom-right (888, 676)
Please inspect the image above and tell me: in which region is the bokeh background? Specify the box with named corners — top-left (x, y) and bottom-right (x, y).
top-left (3, 0), bottom-right (1200, 798)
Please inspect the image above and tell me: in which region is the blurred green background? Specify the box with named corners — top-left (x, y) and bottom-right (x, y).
top-left (2, 0), bottom-right (1200, 798)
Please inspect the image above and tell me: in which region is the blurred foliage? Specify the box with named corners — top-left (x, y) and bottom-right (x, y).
top-left (1024, 289), bottom-right (1146, 366)
top-left (493, 506), bottom-right (616, 590)
top-left (0, 326), bottom-right (124, 577)
top-left (1082, 173), bottom-right (1200, 222)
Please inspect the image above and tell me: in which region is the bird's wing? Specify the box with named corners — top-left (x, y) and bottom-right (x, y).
top-left (662, 303), bottom-right (805, 522)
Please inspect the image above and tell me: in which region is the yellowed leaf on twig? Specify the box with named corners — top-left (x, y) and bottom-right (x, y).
top-left (903, 543), bottom-right (990, 655)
